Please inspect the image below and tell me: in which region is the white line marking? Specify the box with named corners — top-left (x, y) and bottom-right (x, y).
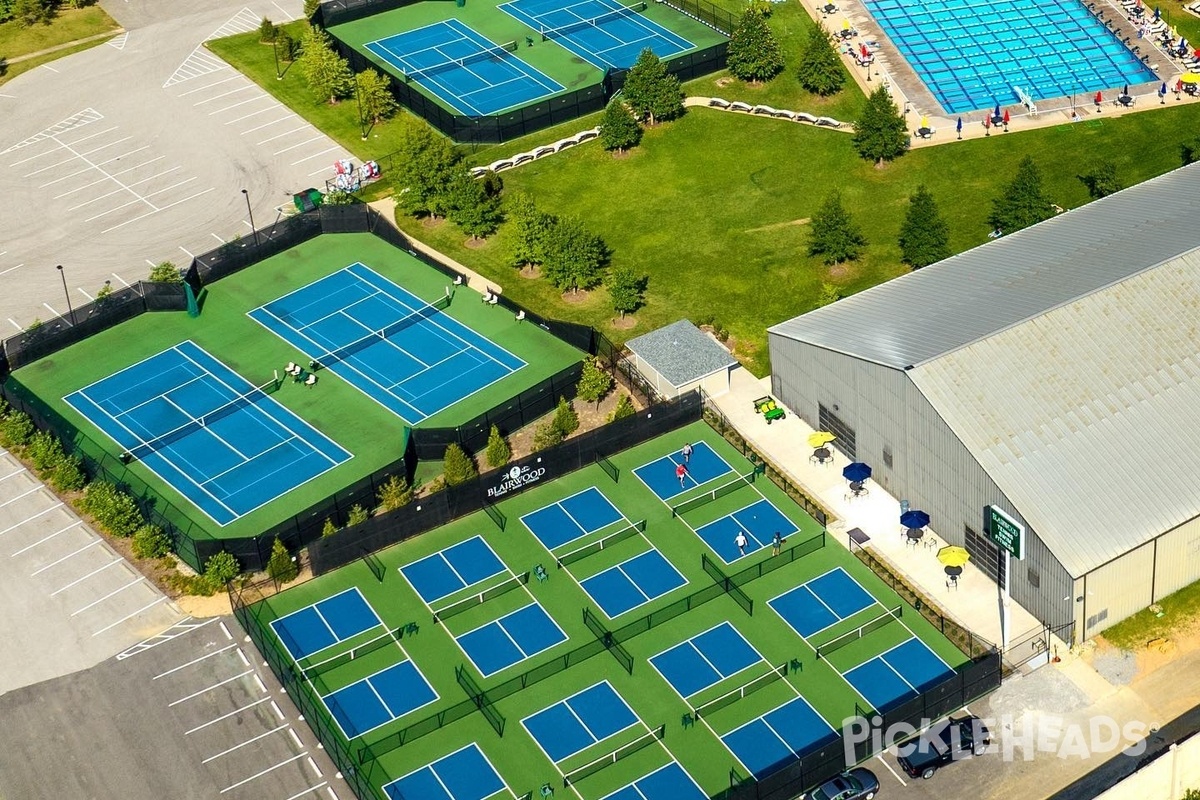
top-left (0, 486), bottom-right (41, 507)
top-left (76, 287), bottom-right (94, 301)
top-left (876, 753), bottom-right (907, 785)
top-left (31, 538), bottom-right (102, 575)
top-left (220, 753), bottom-right (308, 793)
top-left (68, 573), bottom-right (139, 609)
top-left (8, 318), bottom-right (23, 330)
top-left (208, 96), bottom-right (266, 115)
top-left (306, 755), bottom-right (322, 777)
top-left (0, 264), bottom-right (24, 276)
top-left (270, 700), bottom-right (284, 720)
top-left (291, 146), bottom-right (340, 165)
top-left (42, 302), bottom-right (62, 319)
top-left (152, 643), bottom-right (237, 679)
top-left (256, 125), bottom-right (309, 145)
top-left (201, 724), bottom-right (289, 763)
top-left (220, 621), bottom-right (232, 640)
top-left (253, 674), bottom-right (267, 693)
top-left (273, 134), bottom-right (323, 155)
top-left (178, 75), bottom-right (241, 96)
top-left (285, 784), bottom-right (328, 800)
top-left (289, 728), bottom-right (303, 749)
top-left (9, 520), bottom-right (82, 556)
top-left (93, 596), bottom-right (169, 636)
top-left (169, 670), bottom-right (253, 706)
top-left (0, 467), bottom-right (28, 482)
top-left (185, 697), bottom-right (271, 734)
top-left (112, 273), bottom-right (131, 286)
top-left (237, 648), bottom-right (250, 667)
top-left (179, 246), bottom-right (195, 258)
top-left (41, 64), bottom-right (59, 73)
top-left (238, 113), bottom-right (297, 132)
top-left (100, 188), bottom-right (215, 234)
top-left (192, 85), bottom-right (254, 105)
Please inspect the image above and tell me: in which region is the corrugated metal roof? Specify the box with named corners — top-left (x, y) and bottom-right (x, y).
top-left (768, 163), bottom-right (1200, 369)
top-left (626, 320), bottom-right (737, 387)
top-left (910, 251), bottom-right (1200, 577)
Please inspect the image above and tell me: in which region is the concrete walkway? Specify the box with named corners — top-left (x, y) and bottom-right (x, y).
top-left (3, 29), bottom-right (123, 65)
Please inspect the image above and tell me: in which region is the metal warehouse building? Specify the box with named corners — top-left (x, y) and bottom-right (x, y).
top-left (767, 163), bottom-right (1200, 645)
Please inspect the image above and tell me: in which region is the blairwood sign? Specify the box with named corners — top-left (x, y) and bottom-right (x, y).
top-left (486, 464), bottom-right (547, 499)
top-left (986, 505), bottom-right (1025, 560)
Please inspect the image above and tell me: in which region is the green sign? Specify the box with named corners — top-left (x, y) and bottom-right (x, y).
top-left (987, 505), bottom-right (1025, 560)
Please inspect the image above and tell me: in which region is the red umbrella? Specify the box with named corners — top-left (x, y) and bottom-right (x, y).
top-left (861, 43), bottom-right (869, 58)
top-left (1178, 79), bottom-right (1185, 92)
top-left (983, 115), bottom-right (990, 128)
top-left (1095, 90), bottom-right (1103, 105)
top-left (1003, 109), bottom-right (1011, 124)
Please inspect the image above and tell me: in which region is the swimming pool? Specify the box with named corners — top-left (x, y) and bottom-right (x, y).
top-left (864, 0), bottom-right (1158, 114)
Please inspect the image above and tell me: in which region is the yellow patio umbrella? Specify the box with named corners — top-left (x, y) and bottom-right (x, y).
top-left (1181, 73), bottom-right (1200, 84)
top-left (920, 115), bottom-right (928, 128)
top-left (807, 431), bottom-right (837, 448)
top-left (842, 18), bottom-right (851, 29)
top-left (937, 546), bottom-right (970, 568)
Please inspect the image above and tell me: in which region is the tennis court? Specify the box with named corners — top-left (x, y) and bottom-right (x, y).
top-left (632, 441), bottom-right (732, 502)
top-left (323, 659), bottom-right (438, 739)
top-left (248, 262), bottom-right (525, 425)
top-left (455, 601), bottom-right (568, 677)
top-left (603, 762), bottom-right (708, 800)
top-left (649, 622), bottom-right (764, 699)
top-left (64, 341), bottom-right (351, 526)
top-left (365, 19), bottom-right (564, 116)
top-left (693, 497), bottom-right (798, 563)
top-left (499, 0), bottom-right (693, 69)
top-left (769, 567), bottom-right (879, 639)
top-left (522, 681), bottom-right (639, 763)
top-left (842, 637), bottom-right (955, 712)
top-left (383, 743), bottom-right (509, 800)
top-left (400, 535), bottom-right (506, 605)
top-left (578, 548), bottom-right (688, 618)
top-left (721, 696), bottom-right (839, 780)
top-left (520, 486), bottom-right (625, 550)
top-left (270, 587), bottom-right (384, 663)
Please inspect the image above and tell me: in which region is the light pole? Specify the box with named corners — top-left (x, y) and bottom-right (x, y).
top-left (273, 36), bottom-right (282, 80)
top-left (354, 77), bottom-right (368, 140)
top-left (241, 189), bottom-right (260, 248)
top-left (56, 264), bottom-right (75, 324)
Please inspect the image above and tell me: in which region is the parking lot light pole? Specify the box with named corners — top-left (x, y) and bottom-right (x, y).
top-left (273, 37), bottom-right (282, 80)
top-left (56, 264), bottom-right (75, 324)
top-left (241, 189), bottom-right (260, 247)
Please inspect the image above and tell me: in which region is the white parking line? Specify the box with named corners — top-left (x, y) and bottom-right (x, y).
top-left (178, 75), bottom-right (242, 97)
top-left (273, 135), bottom-right (324, 155)
top-left (144, 176), bottom-right (198, 198)
top-left (240, 113), bottom-right (297, 133)
top-left (270, 700), bottom-right (284, 720)
top-left (42, 302), bottom-right (63, 319)
top-left (193, 85), bottom-right (255, 106)
top-left (201, 724), bottom-right (289, 763)
top-left (152, 642), bottom-right (238, 679)
top-left (93, 596), bottom-right (169, 635)
top-left (78, 135), bottom-right (134, 158)
top-left (51, 559), bottom-right (121, 595)
top-left (185, 697), bottom-right (271, 735)
top-left (61, 125), bottom-right (121, 148)
top-left (272, 1), bottom-right (294, 20)
top-left (30, 538), bottom-right (101, 575)
top-left (27, 157), bottom-right (80, 177)
top-left (289, 728), bottom-right (303, 749)
top-left (291, 146), bottom-right (340, 166)
top-left (112, 273), bottom-right (131, 286)
top-left (0, 263), bottom-right (25, 275)
top-left (70, 575), bottom-right (143, 614)
top-left (226, 107), bottom-right (286, 126)
top-left (236, 648), bottom-right (249, 667)
top-left (219, 620), bottom-right (231, 639)
top-left (0, 468), bottom-right (28, 482)
top-left (179, 246), bottom-right (195, 258)
top-left (9, 520), bottom-right (82, 556)
top-left (169, 671), bottom-right (253, 706)
top-left (209, 96), bottom-right (268, 116)
top-left (256, 125), bottom-right (309, 145)
top-left (0, 502), bottom-right (63, 536)
top-left (8, 319), bottom-right (22, 330)
top-left (9, 144), bottom-right (66, 167)
top-left (876, 753), bottom-right (907, 785)
top-left (92, 145), bottom-right (151, 168)
top-left (306, 755), bottom-right (322, 777)
top-left (101, 188), bottom-right (215, 234)
top-left (219, 753), bottom-right (308, 794)
top-left (285, 782), bottom-right (329, 800)
top-left (85, 196), bottom-right (143, 222)
top-left (253, 674), bottom-right (267, 693)
top-left (76, 287), bottom-right (94, 301)
top-left (325, 787), bottom-right (337, 800)
top-left (0, 486), bottom-right (41, 507)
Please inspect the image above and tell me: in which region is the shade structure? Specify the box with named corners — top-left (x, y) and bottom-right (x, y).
top-left (842, 462), bottom-right (872, 482)
top-left (937, 546), bottom-right (970, 567)
top-left (900, 509), bottom-right (931, 529)
top-left (807, 431), bottom-right (837, 448)
top-left (1181, 73), bottom-right (1200, 84)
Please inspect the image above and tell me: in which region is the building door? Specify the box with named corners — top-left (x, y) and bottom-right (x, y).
top-left (818, 404), bottom-right (856, 460)
top-left (965, 524), bottom-right (1005, 586)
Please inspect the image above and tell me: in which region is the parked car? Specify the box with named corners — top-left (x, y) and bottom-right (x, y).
top-left (804, 768), bottom-right (879, 800)
top-left (896, 715), bottom-right (990, 780)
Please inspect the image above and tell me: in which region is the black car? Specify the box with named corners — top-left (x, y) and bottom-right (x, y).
top-left (896, 715), bottom-right (990, 779)
top-left (805, 768), bottom-right (879, 800)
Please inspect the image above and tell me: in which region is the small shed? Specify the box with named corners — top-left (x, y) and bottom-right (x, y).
top-left (625, 320), bottom-right (738, 399)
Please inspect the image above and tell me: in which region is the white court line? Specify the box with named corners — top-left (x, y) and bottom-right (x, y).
top-left (31, 538), bottom-right (101, 575)
top-left (9, 520), bottom-right (82, 556)
top-left (225, 107), bottom-right (285, 126)
top-left (93, 595), bottom-right (169, 636)
top-left (220, 753), bottom-right (308, 794)
top-left (52, 559), bottom-right (121, 595)
top-left (100, 188), bottom-right (214, 234)
top-left (178, 75), bottom-right (242, 96)
top-left (291, 146), bottom-right (340, 165)
top-left (70, 575), bottom-right (143, 614)
top-left (208, 96), bottom-right (267, 115)
top-left (152, 642), bottom-right (238, 679)
top-left (201, 723), bottom-right (289, 763)
top-left (273, 135), bottom-right (324, 155)
top-left (169, 670), bottom-right (254, 706)
top-left (0, 486), bottom-right (41, 507)
top-left (285, 784), bottom-right (329, 800)
top-left (185, 697), bottom-right (272, 735)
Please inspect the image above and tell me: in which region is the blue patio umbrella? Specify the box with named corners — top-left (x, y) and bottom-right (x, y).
top-left (993, 102), bottom-right (1001, 118)
top-left (901, 509), bottom-right (931, 529)
top-left (956, 116), bottom-right (963, 137)
top-left (1154, 5), bottom-right (1160, 19)
top-left (843, 462), bottom-right (872, 483)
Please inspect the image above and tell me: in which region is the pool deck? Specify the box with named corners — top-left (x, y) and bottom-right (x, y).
top-left (798, 0), bottom-right (1200, 145)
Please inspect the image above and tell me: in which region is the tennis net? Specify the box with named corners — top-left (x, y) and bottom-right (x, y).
top-left (125, 377), bottom-right (279, 461)
top-left (814, 605), bottom-right (903, 659)
top-left (691, 663), bottom-right (787, 719)
top-left (556, 519), bottom-right (645, 568)
top-left (540, 1), bottom-right (646, 41)
top-left (315, 291), bottom-right (450, 368)
top-left (671, 469), bottom-right (757, 517)
top-left (403, 41), bottom-right (518, 82)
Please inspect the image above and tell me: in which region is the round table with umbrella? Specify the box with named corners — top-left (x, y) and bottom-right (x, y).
top-left (905, 527), bottom-right (925, 547)
top-left (937, 545), bottom-right (970, 568)
top-left (807, 431), bottom-right (837, 448)
top-left (900, 509), bottom-right (930, 529)
top-left (842, 462), bottom-right (871, 483)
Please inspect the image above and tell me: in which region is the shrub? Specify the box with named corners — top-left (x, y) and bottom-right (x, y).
top-left (259, 16), bottom-right (276, 42)
top-left (347, 503), bottom-right (369, 526)
top-left (132, 524), bottom-right (172, 559)
top-left (80, 481), bottom-right (143, 537)
top-left (26, 429), bottom-right (64, 472)
top-left (266, 537), bottom-right (298, 584)
top-left (576, 359), bottom-right (613, 407)
top-left (0, 409), bottom-right (35, 449)
top-left (609, 394), bottom-right (635, 422)
top-left (204, 551), bottom-right (240, 588)
top-left (552, 396), bottom-right (579, 438)
top-left (377, 474), bottom-right (413, 511)
top-left (304, 0), bottom-right (320, 18)
top-left (147, 261), bottom-right (182, 283)
top-left (321, 517), bottom-right (338, 537)
top-left (277, 31), bottom-right (298, 61)
top-left (49, 453), bottom-right (86, 492)
top-left (532, 420), bottom-right (564, 452)
top-left (443, 443), bottom-right (477, 486)
top-left (485, 425), bottom-right (511, 469)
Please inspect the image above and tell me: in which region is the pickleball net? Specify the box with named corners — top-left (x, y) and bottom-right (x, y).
top-left (124, 377), bottom-right (279, 461)
top-left (402, 41), bottom-right (518, 82)
top-left (539, 1), bottom-right (647, 41)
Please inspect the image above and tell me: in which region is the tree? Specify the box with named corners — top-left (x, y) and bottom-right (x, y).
top-left (304, 0), bottom-right (320, 20)
top-left (485, 425), bottom-right (511, 468)
top-left (1183, 137), bottom-right (1200, 166)
top-left (609, 393), bottom-right (635, 422)
top-left (148, 261), bottom-right (182, 283)
top-left (599, 98), bottom-right (641, 153)
top-left (392, 117), bottom-right (461, 218)
top-left (259, 16), bottom-right (277, 42)
top-left (299, 25), bottom-right (352, 103)
top-left (507, 192), bottom-right (555, 270)
top-left (988, 156), bottom-right (1055, 235)
top-left (356, 68), bottom-right (397, 125)
top-left (853, 85), bottom-right (908, 165)
top-left (531, 420), bottom-right (563, 452)
top-left (898, 185), bottom-right (950, 268)
top-left (376, 474), bottom-right (413, 511)
top-left (815, 282), bottom-right (840, 307)
top-left (321, 518), bottom-right (338, 537)
top-left (621, 49), bottom-right (683, 126)
top-left (576, 358), bottom-right (613, 408)
top-left (13, 0), bottom-right (52, 27)
top-left (607, 263), bottom-right (646, 318)
top-left (796, 25), bottom-right (845, 96)
top-left (445, 168), bottom-right (502, 240)
top-left (266, 538), bottom-right (298, 584)
top-left (542, 217), bottom-right (607, 293)
top-left (808, 190), bottom-right (865, 264)
top-left (443, 443), bottom-right (477, 486)
top-left (552, 397), bottom-right (579, 437)
top-left (726, 8), bottom-right (784, 83)
top-left (1078, 161), bottom-right (1122, 199)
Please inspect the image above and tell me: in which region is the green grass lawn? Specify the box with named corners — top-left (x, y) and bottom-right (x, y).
top-left (0, 6), bottom-right (119, 86)
top-left (1102, 576), bottom-right (1200, 651)
top-left (249, 421), bottom-right (968, 798)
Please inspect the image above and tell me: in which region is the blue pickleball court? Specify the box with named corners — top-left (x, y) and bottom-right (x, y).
top-left (769, 567), bottom-right (879, 639)
top-left (580, 549), bottom-right (687, 618)
top-left (270, 588), bottom-right (383, 663)
top-left (520, 486), bottom-right (625, 550)
top-left (522, 681), bottom-right (638, 762)
top-left (456, 602), bottom-right (568, 677)
top-left (694, 498), bottom-right (798, 563)
top-left (323, 659), bottom-right (438, 739)
top-left (722, 696), bottom-right (838, 780)
top-left (400, 536), bottom-right (506, 605)
top-left (843, 637), bottom-right (955, 712)
top-left (383, 743), bottom-right (507, 800)
top-left (633, 441), bottom-right (732, 502)
top-left (601, 762), bottom-right (707, 800)
top-left (649, 622), bottom-right (764, 699)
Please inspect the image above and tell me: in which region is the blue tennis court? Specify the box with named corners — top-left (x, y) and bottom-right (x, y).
top-left (722, 696), bottom-right (838, 780)
top-left (456, 602), bottom-right (568, 677)
top-left (843, 637), bottom-right (955, 712)
top-left (769, 567), bottom-right (878, 639)
top-left (270, 588), bottom-right (383, 663)
top-left (632, 442), bottom-right (732, 502)
top-left (520, 486), bottom-right (624, 550)
top-left (649, 622), bottom-right (764, 698)
top-left (383, 743), bottom-right (507, 800)
top-left (522, 681), bottom-right (638, 762)
top-left (580, 548), bottom-right (687, 618)
top-left (248, 263), bottom-right (525, 425)
top-left (602, 762), bottom-right (707, 800)
top-left (365, 19), bottom-right (564, 116)
top-left (400, 536), bottom-right (505, 605)
top-left (499, 0), bottom-right (694, 70)
top-left (64, 341), bottom-right (350, 526)
top-left (323, 659), bottom-right (438, 739)
top-left (694, 498), bottom-right (798, 564)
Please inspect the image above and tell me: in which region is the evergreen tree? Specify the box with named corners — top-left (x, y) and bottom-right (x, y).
top-left (542, 217), bottom-right (607, 293)
top-left (443, 443), bottom-right (477, 485)
top-left (1078, 161), bottom-right (1122, 199)
top-left (898, 185), bottom-right (950, 268)
top-left (13, 0), bottom-right (52, 27)
top-left (808, 190), bottom-right (865, 264)
top-left (599, 98), bottom-right (642, 152)
top-left (726, 8), bottom-right (784, 83)
top-left (576, 358), bottom-right (613, 408)
top-left (355, 68), bottom-right (397, 125)
top-left (376, 474), bottom-right (413, 511)
top-left (607, 263), bottom-right (646, 318)
top-left (259, 16), bottom-right (277, 42)
top-left (485, 425), bottom-right (511, 468)
top-left (987, 156), bottom-right (1055, 235)
top-left (622, 49), bottom-right (683, 126)
top-left (445, 168), bottom-right (502, 240)
top-left (392, 117), bottom-right (460, 218)
top-left (147, 261), bottom-right (182, 283)
top-left (609, 394), bottom-right (635, 422)
top-left (551, 397), bottom-right (579, 437)
top-left (266, 538), bottom-right (298, 584)
top-left (852, 85), bottom-right (908, 165)
top-left (299, 25), bottom-right (352, 103)
top-left (796, 25), bottom-right (845, 96)
top-left (506, 192), bottom-right (556, 270)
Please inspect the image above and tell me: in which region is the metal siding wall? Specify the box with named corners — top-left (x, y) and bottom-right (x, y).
top-left (1081, 542), bottom-right (1155, 639)
top-left (1152, 514), bottom-right (1200, 601)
